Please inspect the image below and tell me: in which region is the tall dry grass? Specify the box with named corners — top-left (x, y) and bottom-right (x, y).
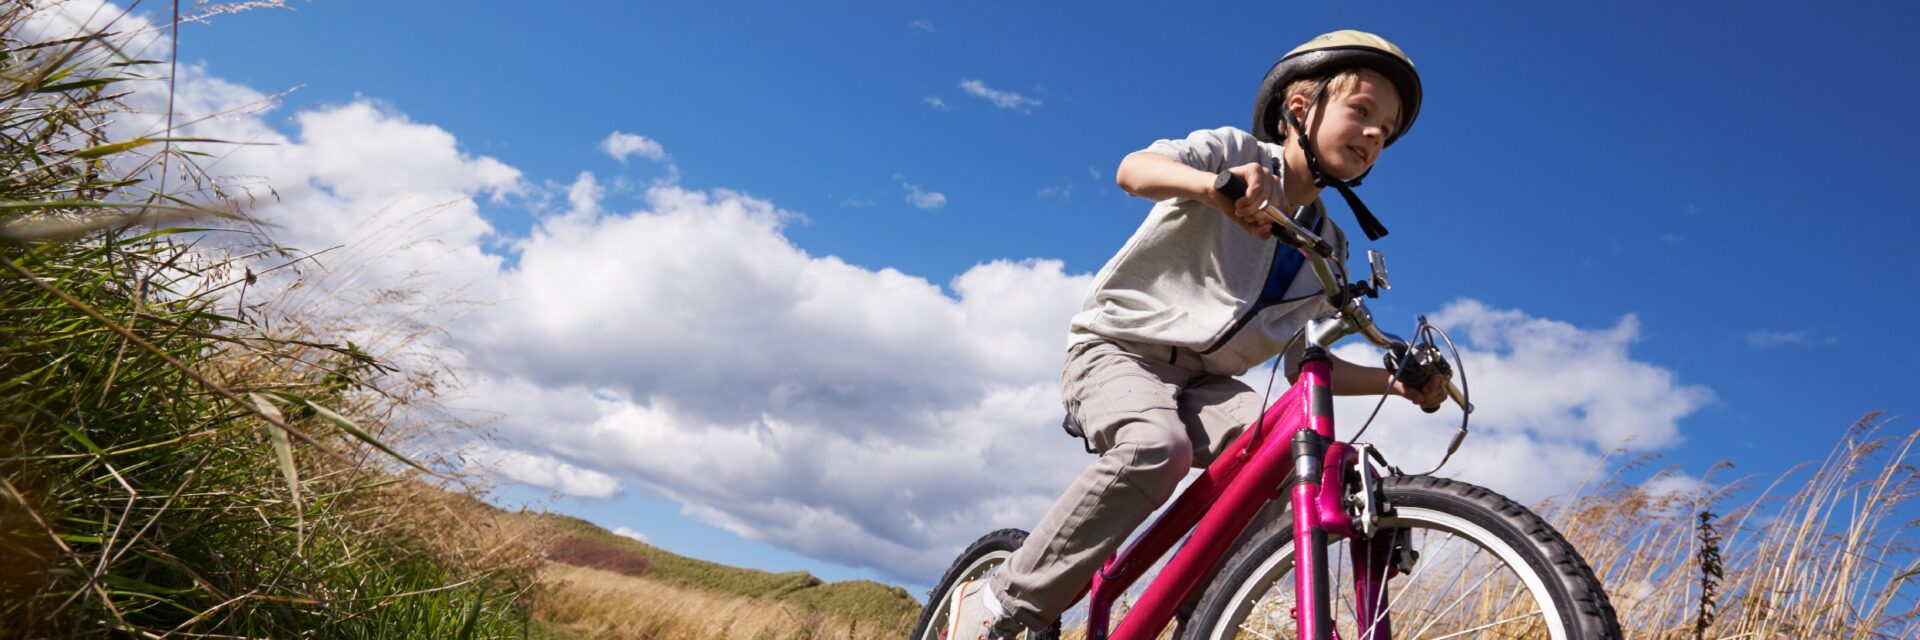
top-left (1, 4), bottom-right (537, 637)
top-left (536, 563), bottom-right (900, 640)
top-left (1557, 412), bottom-right (1918, 639)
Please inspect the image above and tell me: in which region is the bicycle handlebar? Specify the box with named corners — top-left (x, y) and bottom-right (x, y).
top-left (1213, 170), bottom-right (1469, 414)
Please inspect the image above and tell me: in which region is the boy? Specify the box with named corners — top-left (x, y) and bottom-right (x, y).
top-left (943, 30), bottom-right (1446, 639)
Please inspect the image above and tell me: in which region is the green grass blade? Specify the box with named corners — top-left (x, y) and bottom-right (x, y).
top-left (279, 392), bottom-right (434, 476)
top-left (455, 589), bottom-right (486, 640)
top-left (71, 138), bottom-right (158, 159)
top-left (249, 392), bottom-right (305, 551)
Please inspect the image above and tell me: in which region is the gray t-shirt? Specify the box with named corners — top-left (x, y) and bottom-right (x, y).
top-left (1068, 126), bottom-right (1349, 376)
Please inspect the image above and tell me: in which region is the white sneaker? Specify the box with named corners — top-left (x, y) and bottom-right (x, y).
top-left (942, 578), bottom-right (1019, 640)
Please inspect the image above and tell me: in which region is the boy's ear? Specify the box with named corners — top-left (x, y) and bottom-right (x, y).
top-left (1281, 93), bottom-right (1313, 133)
top-left (1285, 93), bottom-right (1312, 115)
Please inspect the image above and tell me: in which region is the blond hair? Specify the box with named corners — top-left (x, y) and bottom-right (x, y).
top-left (1273, 68), bottom-right (1364, 139)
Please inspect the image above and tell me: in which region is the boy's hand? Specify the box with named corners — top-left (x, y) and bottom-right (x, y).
top-left (1391, 375), bottom-right (1448, 412)
top-left (1211, 162), bottom-right (1282, 240)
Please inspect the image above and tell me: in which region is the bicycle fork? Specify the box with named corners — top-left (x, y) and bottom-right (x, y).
top-left (1290, 357), bottom-right (1399, 640)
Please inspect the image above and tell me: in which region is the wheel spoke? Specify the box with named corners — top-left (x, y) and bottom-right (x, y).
top-left (1407, 552), bottom-right (1501, 640)
top-left (1194, 479), bottom-right (1612, 640)
top-left (1235, 623), bottom-right (1279, 640)
top-left (1401, 529), bottom-right (1473, 631)
top-left (1418, 611), bottom-right (1544, 640)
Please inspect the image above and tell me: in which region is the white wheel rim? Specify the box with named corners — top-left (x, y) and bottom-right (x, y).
top-left (1207, 506), bottom-right (1568, 640)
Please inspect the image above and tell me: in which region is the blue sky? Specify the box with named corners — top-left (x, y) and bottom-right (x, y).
top-left (69, 1), bottom-right (1920, 589)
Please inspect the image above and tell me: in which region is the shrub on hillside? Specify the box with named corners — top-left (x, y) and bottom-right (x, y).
top-left (548, 536), bottom-right (655, 577)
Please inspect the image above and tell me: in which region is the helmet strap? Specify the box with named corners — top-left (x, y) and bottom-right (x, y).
top-left (1283, 78), bottom-right (1391, 241)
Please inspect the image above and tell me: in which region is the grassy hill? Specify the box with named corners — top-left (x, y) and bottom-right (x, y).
top-left (505, 510), bottom-right (920, 639)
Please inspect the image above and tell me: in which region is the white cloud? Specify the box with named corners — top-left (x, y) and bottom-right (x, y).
top-left (1325, 300), bottom-right (1713, 503)
top-left (16, 0), bottom-right (165, 58)
top-left (1747, 329), bottom-right (1810, 347)
top-left (465, 445), bottom-right (624, 499)
top-left (1641, 471), bottom-right (1707, 499)
top-left (894, 174), bottom-right (947, 210)
top-left (908, 188), bottom-right (947, 209)
top-left (566, 171), bottom-right (603, 217)
top-left (909, 19), bottom-right (935, 34)
top-left (613, 527), bottom-right (650, 543)
top-left (601, 131), bottom-right (669, 164)
top-left (433, 183), bottom-right (1091, 579)
top-left (1038, 184), bottom-right (1073, 199)
top-left (923, 95), bottom-right (952, 111)
top-left (959, 79), bottom-right (1041, 112)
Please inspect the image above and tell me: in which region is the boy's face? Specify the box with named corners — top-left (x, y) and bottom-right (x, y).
top-left (1287, 68), bottom-right (1403, 181)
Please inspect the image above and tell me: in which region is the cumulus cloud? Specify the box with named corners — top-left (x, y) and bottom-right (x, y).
top-left (959, 79), bottom-right (1041, 112)
top-left (566, 171), bottom-right (604, 217)
top-left (923, 95), bottom-right (952, 111)
top-left (446, 194), bottom-right (1090, 576)
top-left (601, 131), bottom-right (669, 164)
top-left (465, 445), bottom-right (624, 499)
top-left (1325, 300), bottom-right (1713, 503)
top-left (38, 1), bottom-right (1715, 585)
top-left (613, 527), bottom-right (650, 543)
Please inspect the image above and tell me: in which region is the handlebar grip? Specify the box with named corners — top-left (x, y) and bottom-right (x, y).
top-left (1388, 342), bottom-right (1452, 414)
top-left (1213, 170), bottom-right (1247, 202)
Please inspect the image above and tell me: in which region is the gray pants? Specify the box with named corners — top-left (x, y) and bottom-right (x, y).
top-left (989, 339), bottom-right (1264, 630)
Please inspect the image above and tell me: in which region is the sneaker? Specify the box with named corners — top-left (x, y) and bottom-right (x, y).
top-left (942, 578), bottom-right (1020, 640)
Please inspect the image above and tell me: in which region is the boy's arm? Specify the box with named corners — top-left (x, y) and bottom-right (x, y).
top-left (1115, 151), bottom-right (1278, 240)
top-left (1324, 352), bottom-right (1447, 410)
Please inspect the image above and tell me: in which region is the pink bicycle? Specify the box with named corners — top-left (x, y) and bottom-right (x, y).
top-left (910, 174), bottom-right (1621, 640)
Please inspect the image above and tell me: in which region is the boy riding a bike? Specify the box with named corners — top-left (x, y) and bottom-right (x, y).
top-left (944, 30), bottom-right (1446, 639)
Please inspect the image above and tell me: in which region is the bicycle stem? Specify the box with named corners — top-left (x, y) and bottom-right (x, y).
top-left (1258, 199), bottom-right (1471, 413)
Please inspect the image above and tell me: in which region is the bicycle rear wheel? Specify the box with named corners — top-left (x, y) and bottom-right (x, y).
top-left (910, 529), bottom-right (1061, 640)
top-left (1186, 476), bottom-right (1620, 639)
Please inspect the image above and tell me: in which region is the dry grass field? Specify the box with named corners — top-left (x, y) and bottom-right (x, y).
top-left (535, 563), bottom-right (900, 640)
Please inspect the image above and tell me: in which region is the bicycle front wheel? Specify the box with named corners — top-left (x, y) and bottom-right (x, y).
top-left (1186, 475), bottom-right (1620, 640)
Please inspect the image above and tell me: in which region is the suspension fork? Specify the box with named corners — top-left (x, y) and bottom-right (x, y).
top-left (1293, 348), bottom-right (1399, 640)
top-left (1289, 349), bottom-right (1338, 640)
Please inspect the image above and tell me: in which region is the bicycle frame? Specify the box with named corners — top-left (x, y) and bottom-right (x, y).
top-left (1080, 352), bottom-right (1398, 640)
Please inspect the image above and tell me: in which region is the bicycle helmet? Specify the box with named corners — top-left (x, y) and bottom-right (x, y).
top-left (1252, 30), bottom-right (1422, 146)
top-left (1250, 30), bottom-right (1422, 240)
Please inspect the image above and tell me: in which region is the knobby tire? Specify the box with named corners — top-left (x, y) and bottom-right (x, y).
top-left (1184, 475), bottom-right (1620, 640)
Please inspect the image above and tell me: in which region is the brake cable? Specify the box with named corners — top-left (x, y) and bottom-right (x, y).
top-left (1408, 321), bottom-right (1471, 476)
top-left (1346, 317), bottom-right (1473, 477)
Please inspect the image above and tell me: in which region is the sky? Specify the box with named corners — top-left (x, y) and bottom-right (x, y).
top-left (20, 1), bottom-right (1920, 593)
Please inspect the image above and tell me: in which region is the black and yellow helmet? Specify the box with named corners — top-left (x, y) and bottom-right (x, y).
top-left (1252, 30), bottom-right (1422, 146)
